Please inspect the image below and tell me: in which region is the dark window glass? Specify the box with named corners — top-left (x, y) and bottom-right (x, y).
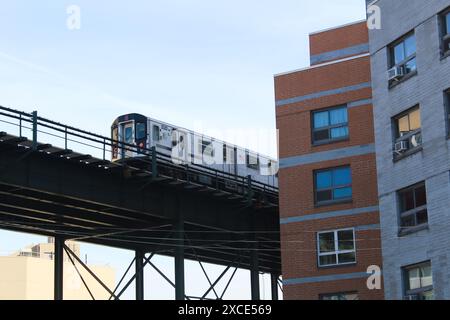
top-left (398, 182), bottom-right (428, 235)
top-left (136, 123), bottom-right (146, 140)
top-left (446, 91), bottom-right (450, 135)
top-left (315, 167), bottom-right (352, 205)
top-left (152, 125), bottom-right (160, 141)
top-left (316, 190), bottom-right (332, 203)
top-left (312, 106), bottom-right (348, 144)
top-left (319, 232), bottom-right (335, 253)
top-left (402, 190), bottom-right (415, 211)
top-left (442, 10), bottom-right (450, 55)
top-left (246, 153), bottom-right (259, 170)
top-left (320, 292), bottom-right (358, 301)
top-left (446, 12), bottom-right (450, 35)
top-left (313, 129), bottom-right (329, 142)
top-left (337, 230), bottom-right (354, 251)
top-left (319, 255), bottom-right (337, 266)
top-left (124, 126), bottom-right (133, 144)
top-left (338, 252), bottom-right (356, 264)
top-left (415, 185), bottom-right (427, 207)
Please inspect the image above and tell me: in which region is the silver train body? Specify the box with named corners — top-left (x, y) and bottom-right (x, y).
top-left (111, 113), bottom-right (278, 188)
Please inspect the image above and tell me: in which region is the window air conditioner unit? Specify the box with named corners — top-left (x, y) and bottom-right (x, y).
top-left (394, 140), bottom-right (409, 154)
top-left (388, 66), bottom-right (404, 81)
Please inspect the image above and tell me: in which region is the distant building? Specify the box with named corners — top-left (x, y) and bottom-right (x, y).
top-left (274, 21), bottom-right (384, 300)
top-left (366, 0), bottom-right (450, 300)
top-left (0, 238), bottom-right (115, 300)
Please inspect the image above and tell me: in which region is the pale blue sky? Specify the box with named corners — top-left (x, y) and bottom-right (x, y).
top-left (0, 0), bottom-right (366, 299)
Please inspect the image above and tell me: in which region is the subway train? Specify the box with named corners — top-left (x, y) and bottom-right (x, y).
top-left (111, 113), bottom-right (278, 188)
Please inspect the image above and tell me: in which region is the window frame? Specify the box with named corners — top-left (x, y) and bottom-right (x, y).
top-left (246, 151), bottom-right (260, 170)
top-left (317, 228), bottom-right (356, 268)
top-left (403, 261), bottom-right (434, 300)
top-left (311, 105), bottom-right (349, 146)
top-left (199, 139), bottom-right (215, 159)
top-left (152, 125), bottom-right (161, 142)
top-left (392, 105), bottom-right (422, 161)
top-left (445, 90), bottom-right (450, 137)
top-left (440, 7), bottom-right (450, 58)
top-left (135, 122), bottom-right (147, 141)
top-left (397, 182), bottom-right (428, 236)
top-left (388, 31), bottom-right (417, 86)
top-left (314, 166), bottom-right (353, 206)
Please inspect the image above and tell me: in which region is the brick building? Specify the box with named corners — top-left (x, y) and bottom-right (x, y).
top-left (274, 21), bottom-right (384, 300)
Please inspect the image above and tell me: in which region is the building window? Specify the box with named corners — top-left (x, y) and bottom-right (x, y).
top-left (314, 166), bottom-right (352, 205)
top-left (398, 182), bottom-right (428, 236)
top-left (403, 262), bottom-right (433, 300)
top-left (445, 90), bottom-right (450, 136)
top-left (317, 228), bottom-right (356, 267)
top-left (320, 292), bottom-right (359, 301)
top-left (441, 7), bottom-right (450, 56)
top-left (388, 32), bottom-right (417, 85)
top-left (312, 106), bottom-right (349, 144)
top-left (393, 106), bottom-right (422, 159)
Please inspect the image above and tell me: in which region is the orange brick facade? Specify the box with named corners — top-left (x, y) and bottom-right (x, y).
top-left (274, 21), bottom-right (384, 300)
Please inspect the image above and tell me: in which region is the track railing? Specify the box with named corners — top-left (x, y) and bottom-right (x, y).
top-left (0, 105), bottom-right (278, 203)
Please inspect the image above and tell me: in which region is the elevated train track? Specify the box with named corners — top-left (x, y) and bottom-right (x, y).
top-left (0, 105), bottom-right (281, 300)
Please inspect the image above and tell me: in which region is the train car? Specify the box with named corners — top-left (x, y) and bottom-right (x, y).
top-left (111, 113), bottom-right (278, 188)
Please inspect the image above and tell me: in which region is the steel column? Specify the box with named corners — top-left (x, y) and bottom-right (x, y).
top-left (250, 242), bottom-right (260, 300)
top-left (135, 250), bottom-right (145, 300)
top-left (54, 236), bottom-right (64, 300)
top-left (271, 274), bottom-right (279, 301)
top-left (174, 198), bottom-right (185, 300)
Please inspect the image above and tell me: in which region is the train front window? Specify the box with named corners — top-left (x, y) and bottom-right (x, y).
top-left (136, 123), bottom-right (146, 140)
top-left (124, 126), bottom-right (133, 144)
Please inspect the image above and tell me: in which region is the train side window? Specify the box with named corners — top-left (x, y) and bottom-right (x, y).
top-left (200, 140), bottom-right (214, 158)
top-left (152, 125), bottom-right (160, 141)
top-left (136, 123), bottom-right (146, 140)
top-left (246, 153), bottom-right (259, 170)
top-left (223, 144), bottom-right (227, 163)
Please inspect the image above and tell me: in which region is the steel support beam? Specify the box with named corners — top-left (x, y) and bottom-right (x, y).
top-left (174, 198), bottom-right (185, 301)
top-left (271, 274), bottom-right (279, 301)
top-left (54, 236), bottom-right (64, 300)
top-left (135, 250), bottom-right (145, 300)
top-left (250, 247), bottom-right (260, 300)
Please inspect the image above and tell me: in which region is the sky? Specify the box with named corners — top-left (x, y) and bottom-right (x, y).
top-left (0, 0), bottom-right (367, 300)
